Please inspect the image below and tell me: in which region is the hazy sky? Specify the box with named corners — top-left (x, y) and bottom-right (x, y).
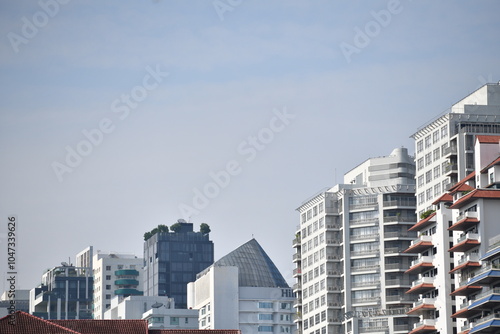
top-left (1, 1), bottom-right (500, 291)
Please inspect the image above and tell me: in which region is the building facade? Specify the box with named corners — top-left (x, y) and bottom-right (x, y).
top-left (188, 239), bottom-right (295, 334)
top-left (294, 148), bottom-right (419, 334)
top-left (412, 83), bottom-right (500, 218)
top-left (92, 251), bottom-right (144, 319)
top-left (143, 221), bottom-right (214, 308)
top-left (29, 264), bottom-right (93, 320)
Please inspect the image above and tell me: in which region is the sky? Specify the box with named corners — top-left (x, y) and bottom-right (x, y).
top-left (0, 0), bottom-right (500, 291)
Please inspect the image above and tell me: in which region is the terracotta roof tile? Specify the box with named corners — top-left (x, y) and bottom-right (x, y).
top-left (432, 193), bottom-right (453, 205)
top-left (476, 135), bottom-right (500, 143)
top-left (50, 319), bottom-right (148, 334)
top-left (448, 172), bottom-right (475, 193)
top-left (449, 189), bottom-right (500, 209)
top-left (0, 311), bottom-right (81, 334)
top-left (408, 212), bottom-right (436, 232)
top-left (481, 156), bottom-right (500, 173)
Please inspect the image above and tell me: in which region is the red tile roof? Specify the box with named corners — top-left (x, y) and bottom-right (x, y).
top-left (448, 172), bottom-right (475, 193)
top-left (476, 135), bottom-right (500, 143)
top-left (51, 319), bottom-right (149, 334)
top-left (408, 212), bottom-right (436, 232)
top-left (151, 331), bottom-right (241, 334)
top-left (432, 193), bottom-right (453, 205)
top-left (449, 189), bottom-right (500, 209)
top-left (481, 156), bottom-right (500, 173)
top-left (0, 312), bottom-right (81, 334)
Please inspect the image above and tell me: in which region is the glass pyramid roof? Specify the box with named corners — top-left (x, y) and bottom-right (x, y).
top-left (211, 238), bottom-right (289, 288)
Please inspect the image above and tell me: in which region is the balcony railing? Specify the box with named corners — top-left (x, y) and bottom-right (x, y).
top-left (444, 164), bottom-right (458, 174)
top-left (293, 253), bottom-right (301, 261)
top-left (386, 294), bottom-right (415, 302)
top-left (352, 264), bottom-right (380, 272)
top-left (411, 255), bottom-right (434, 267)
top-left (385, 278), bottom-right (412, 286)
top-left (411, 276), bottom-right (435, 287)
top-left (444, 146), bottom-right (457, 156)
top-left (383, 199), bottom-right (416, 207)
top-left (458, 253), bottom-right (480, 265)
top-left (470, 313), bottom-right (500, 328)
top-left (352, 281), bottom-right (380, 288)
top-left (384, 231), bottom-right (418, 239)
top-left (455, 211), bottom-right (478, 223)
top-left (352, 296), bottom-right (381, 304)
top-left (350, 234), bottom-right (379, 241)
top-left (351, 249), bottom-right (379, 257)
top-left (410, 235), bottom-right (432, 247)
top-left (350, 218), bottom-right (379, 226)
top-left (413, 319), bottom-right (436, 329)
top-left (456, 232), bottom-right (479, 244)
top-left (413, 297), bottom-right (436, 308)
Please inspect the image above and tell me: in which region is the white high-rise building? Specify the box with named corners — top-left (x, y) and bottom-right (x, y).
top-left (294, 147), bottom-right (419, 334)
top-left (411, 83), bottom-right (500, 217)
top-left (92, 251), bottom-right (144, 319)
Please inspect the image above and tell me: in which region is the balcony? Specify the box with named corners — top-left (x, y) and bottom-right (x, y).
top-left (292, 237), bottom-right (301, 248)
top-left (384, 230), bottom-right (418, 239)
top-left (352, 264), bottom-right (380, 273)
top-left (292, 253), bottom-right (301, 263)
top-left (406, 298), bottom-right (436, 315)
top-left (480, 241), bottom-right (500, 261)
top-left (350, 234), bottom-right (379, 242)
top-left (469, 313), bottom-right (500, 333)
top-left (349, 202), bottom-right (378, 211)
top-left (115, 279), bottom-right (139, 286)
top-left (351, 296), bottom-right (381, 305)
top-left (404, 235), bottom-right (433, 253)
top-left (406, 277), bottom-right (435, 294)
top-left (394, 323), bottom-right (413, 332)
top-left (385, 262), bottom-right (408, 271)
top-left (350, 218), bottom-right (379, 227)
top-left (115, 269), bottom-right (139, 276)
top-left (385, 278), bottom-right (412, 288)
top-left (352, 281), bottom-right (380, 289)
top-left (449, 211), bottom-right (479, 231)
top-left (114, 288), bottom-right (143, 295)
top-left (292, 282), bottom-right (301, 292)
top-left (444, 145), bottom-right (457, 157)
top-left (350, 249), bottom-right (379, 257)
top-left (358, 325), bottom-right (389, 333)
top-left (450, 253), bottom-right (481, 274)
top-left (468, 287), bottom-right (500, 311)
top-left (406, 256), bottom-right (434, 274)
top-left (385, 294), bottom-right (415, 303)
top-left (409, 319), bottom-right (437, 334)
top-left (326, 223), bottom-right (341, 230)
top-left (445, 163), bottom-right (458, 176)
top-left (383, 216), bottom-right (416, 224)
top-left (326, 238), bottom-right (343, 245)
top-left (385, 247), bottom-right (413, 255)
top-left (293, 268), bottom-right (302, 277)
top-left (383, 198), bottom-right (416, 208)
top-left (449, 232), bottom-right (480, 252)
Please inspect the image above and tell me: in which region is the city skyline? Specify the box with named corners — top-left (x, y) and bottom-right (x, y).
top-left (1, 1), bottom-right (500, 291)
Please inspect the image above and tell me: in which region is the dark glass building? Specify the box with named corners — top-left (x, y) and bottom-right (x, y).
top-left (143, 222), bottom-right (214, 308)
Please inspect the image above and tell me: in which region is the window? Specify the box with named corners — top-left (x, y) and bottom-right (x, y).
top-left (259, 314), bottom-right (273, 320)
top-left (418, 192), bottom-right (424, 205)
top-left (441, 125), bottom-right (448, 138)
top-left (313, 206), bottom-right (318, 217)
top-left (434, 184), bottom-right (441, 197)
top-left (301, 213), bottom-right (306, 223)
top-left (433, 148), bottom-right (440, 161)
top-left (318, 203), bottom-right (324, 213)
top-left (280, 326), bottom-right (290, 333)
top-left (105, 275), bottom-right (111, 280)
top-left (433, 166), bottom-right (440, 179)
top-left (426, 188), bottom-right (433, 201)
top-left (304, 319), bottom-right (309, 330)
top-left (170, 317), bottom-right (179, 325)
top-left (318, 217), bottom-right (324, 228)
top-left (321, 311), bottom-right (326, 322)
top-left (425, 171), bottom-right (432, 183)
top-left (307, 210), bottom-right (312, 220)
top-left (425, 153), bottom-right (432, 166)
top-left (417, 140), bottom-right (423, 153)
top-left (417, 158), bottom-right (424, 170)
top-left (105, 294), bottom-right (111, 300)
top-left (105, 266), bottom-right (111, 271)
top-left (280, 303), bottom-right (290, 309)
top-left (259, 302), bottom-right (273, 308)
top-left (258, 326), bottom-right (274, 332)
top-left (418, 175), bottom-right (424, 187)
top-left (433, 130), bottom-right (439, 143)
top-left (185, 317), bottom-right (189, 324)
top-left (106, 285), bottom-right (111, 290)
top-left (425, 135), bottom-right (431, 148)
top-left (315, 313), bottom-right (320, 324)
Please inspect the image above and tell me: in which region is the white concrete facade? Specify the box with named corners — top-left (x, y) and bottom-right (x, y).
top-left (188, 265), bottom-right (296, 334)
top-left (412, 83), bottom-right (500, 218)
top-left (295, 148), bottom-right (418, 334)
top-left (92, 251), bottom-right (144, 319)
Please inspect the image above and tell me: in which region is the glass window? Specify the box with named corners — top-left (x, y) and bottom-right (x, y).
top-left (433, 148), bottom-right (440, 161)
top-left (259, 302), bottom-right (273, 308)
top-left (258, 326), bottom-right (274, 332)
top-left (425, 135), bottom-right (431, 148)
top-left (170, 317), bottom-right (179, 325)
top-left (417, 140), bottom-right (423, 153)
top-left (441, 125), bottom-right (448, 138)
top-left (259, 314), bottom-right (273, 320)
top-left (433, 130), bottom-right (439, 143)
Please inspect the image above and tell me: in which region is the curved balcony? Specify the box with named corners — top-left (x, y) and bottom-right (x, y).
top-left (115, 269), bottom-right (139, 276)
top-left (115, 279), bottom-right (139, 286)
top-left (115, 288), bottom-right (143, 295)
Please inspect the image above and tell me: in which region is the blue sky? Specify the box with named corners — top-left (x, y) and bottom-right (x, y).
top-left (1, 0), bottom-right (500, 290)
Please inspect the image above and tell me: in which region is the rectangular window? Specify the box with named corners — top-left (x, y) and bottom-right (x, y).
top-left (259, 302), bottom-right (273, 308)
top-left (258, 326), bottom-right (274, 332)
top-left (441, 125), bottom-right (448, 138)
top-left (280, 303), bottom-right (290, 309)
top-left (425, 153), bottom-right (432, 166)
top-left (425, 171), bottom-right (432, 184)
top-left (301, 213), bottom-right (306, 223)
top-left (417, 140), bottom-right (423, 153)
top-left (259, 314), bottom-right (273, 320)
top-left (433, 148), bottom-right (440, 161)
top-left (418, 175), bottom-right (424, 187)
top-left (105, 266), bottom-right (111, 271)
top-left (433, 130), bottom-right (439, 143)
top-left (417, 158), bottom-right (424, 170)
top-left (434, 184), bottom-right (441, 197)
top-left (318, 203), bottom-right (323, 213)
top-left (426, 188), bottom-right (433, 201)
top-left (307, 210), bottom-right (312, 220)
top-left (433, 166), bottom-right (440, 179)
top-left (105, 275), bottom-right (111, 280)
top-left (170, 317), bottom-right (179, 325)
top-left (313, 206), bottom-right (318, 217)
top-left (425, 135), bottom-right (431, 148)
